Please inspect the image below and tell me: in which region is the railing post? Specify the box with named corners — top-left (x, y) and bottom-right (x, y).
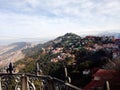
top-left (36, 62), bottom-right (43, 76)
top-left (64, 63), bottom-right (71, 83)
top-left (21, 75), bottom-right (29, 90)
top-left (106, 81), bottom-right (110, 90)
top-left (0, 77), bottom-right (2, 90)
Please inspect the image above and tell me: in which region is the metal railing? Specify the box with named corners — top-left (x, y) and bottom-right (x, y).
top-left (0, 73), bottom-right (82, 90)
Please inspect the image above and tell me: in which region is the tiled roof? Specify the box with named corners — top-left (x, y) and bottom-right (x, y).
top-left (93, 69), bottom-right (116, 80)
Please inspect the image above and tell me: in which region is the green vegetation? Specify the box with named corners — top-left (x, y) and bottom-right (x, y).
top-left (15, 33), bottom-right (118, 87)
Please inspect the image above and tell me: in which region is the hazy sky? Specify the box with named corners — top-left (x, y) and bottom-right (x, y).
top-left (0, 0), bottom-right (120, 42)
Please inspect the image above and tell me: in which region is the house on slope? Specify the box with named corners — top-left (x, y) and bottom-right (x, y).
top-left (83, 69), bottom-right (120, 90)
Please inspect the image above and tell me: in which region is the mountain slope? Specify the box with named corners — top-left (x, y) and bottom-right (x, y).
top-left (0, 42), bottom-right (34, 67)
top-left (14, 33), bottom-right (116, 87)
top-left (22, 33), bottom-right (81, 56)
top-left (15, 33), bottom-right (115, 73)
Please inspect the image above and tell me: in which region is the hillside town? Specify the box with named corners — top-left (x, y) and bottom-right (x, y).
top-left (0, 33), bottom-right (118, 90)
top-left (47, 34), bottom-right (120, 89)
top-left (15, 33), bottom-right (120, 90)
top-left (42, 34), bottom-right (120, 63)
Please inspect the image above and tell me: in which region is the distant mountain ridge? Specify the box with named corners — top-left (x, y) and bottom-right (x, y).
top-left (0, 42), bottom-right (34, 68)
top-left (98, 32), bottom-right (120, 38)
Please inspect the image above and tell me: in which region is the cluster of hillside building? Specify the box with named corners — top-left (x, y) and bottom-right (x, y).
top-left (40, 35), bottom-right (120, 90)
top-left (41, 35), bottom-right (120, 64)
